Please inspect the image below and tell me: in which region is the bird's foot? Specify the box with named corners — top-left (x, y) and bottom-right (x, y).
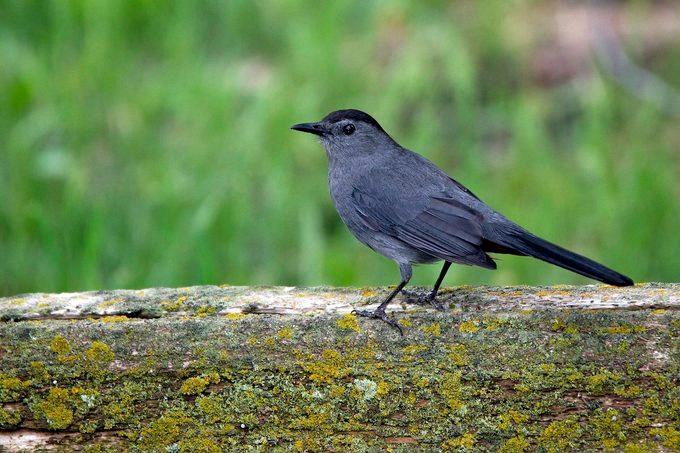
top-left (352, 308), bottom-right (403, 336)
top-left (401, 289), bottom-right (446, 311)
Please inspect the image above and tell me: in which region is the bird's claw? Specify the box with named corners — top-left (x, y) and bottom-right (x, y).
top-left (401, 289), bottom-right (446, 311)
top-left (352, 309), bottom-right (404, 336)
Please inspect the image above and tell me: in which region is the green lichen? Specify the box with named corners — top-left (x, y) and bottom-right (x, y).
top-left (0, 284), bottom-right (676, 450)
top-left (178, 437), bottom-right (221, 453)
top-left (650, 426), bottom-right (680, 451)
top-left (0, 406), bottom-right (21, 427)
top-left (539, 418), bottom-right (582, 452)
top-left (447, 343), bottom-right (469, 366)
top-left (353, 378), bottom-right (378, 401)
top-left (438, 371), bottom-right (464, 412)
top-left (29, 361), bottom-right (50, 383)
top-left (590, 408), bottom-right (626, 450)
top-left (498, 409), bottom-right (528, 431)
top-left (137, 408), bottom-right (193, 450)
top-left (195, 395), bottom-right (223, 423)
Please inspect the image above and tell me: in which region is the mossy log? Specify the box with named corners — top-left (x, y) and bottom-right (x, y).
top-left (0, 283), bottom-right (678, 452)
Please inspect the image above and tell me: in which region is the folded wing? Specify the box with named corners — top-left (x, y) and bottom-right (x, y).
top-left (352, 187), bottom-right (496, 269)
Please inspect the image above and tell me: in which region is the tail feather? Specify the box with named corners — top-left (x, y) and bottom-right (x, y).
top-left (485, 228), bottom-right (633, 287)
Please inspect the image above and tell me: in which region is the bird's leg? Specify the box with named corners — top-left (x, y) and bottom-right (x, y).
top-left (353, 264), bottom-right (411, 335)
top-left (403, 261), bottom-right (451, 310)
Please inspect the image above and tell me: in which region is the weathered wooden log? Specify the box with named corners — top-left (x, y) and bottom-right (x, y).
top-left (0, 284), bottom-right (678, 451)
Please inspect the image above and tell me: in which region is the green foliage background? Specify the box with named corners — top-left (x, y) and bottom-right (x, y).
top-left (1, 1), bottom-right (678, 295)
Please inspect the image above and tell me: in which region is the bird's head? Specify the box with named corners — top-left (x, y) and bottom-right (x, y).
top-left (291, 109), bottom-right (395, 159)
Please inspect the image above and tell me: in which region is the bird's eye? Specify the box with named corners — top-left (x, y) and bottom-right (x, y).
top-left (343, 123), bottom-right (356, 136)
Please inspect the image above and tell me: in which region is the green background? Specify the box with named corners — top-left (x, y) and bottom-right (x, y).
top-left (1, 1), bottom-right (679, 296)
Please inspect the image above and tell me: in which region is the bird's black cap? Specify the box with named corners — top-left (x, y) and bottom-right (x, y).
top-left (322, 109), bottom-right (386, 133)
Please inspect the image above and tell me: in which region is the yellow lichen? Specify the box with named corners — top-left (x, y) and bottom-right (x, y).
top-left (138, 409), bottom-right (193, 449)
top-left (204, 371), bottom-right (220, 384)
top-left (376, 381), bottom-right (389, 397)
top-left (290, 406), bottom-right (332, 431)
top-left (586, 369), bottom-right (621, 394)
top-left (398, 318), bottom-right (413, 327)
top-left (604, 325), bottom-right (633, 334)
top-left (498, 436), bottom-right (530, 453)
top-left (85, 341), bottom-right (115, 365)
top-left (0, 376), bottom-right (26, 401)
top-left (439, 371), bottom-right (464, 412)
top-left (7, 297), bottom-right (26, 306)
top-left (614, 385), bottom-right (642, 398)
top-left (161, 297), bottom-right (185, 311)
top-left (442, 432), bottom-right (475, 450)
top-left (498, 409), bottom-right (528, 431)
top-left (402, 344), bottom-right (427, 362)
top-left (421, 323), bottom-right (441, 337)
top-left (484, 316), bottom-right (503, 331)
top-left (180, 377), bottom-right (209, 395)
top-left (276, 326), bottom-right (295, 340)
top-left (336, 313), bottom-right (361, 332)
top-left (50, 335), bottom-right (71, 355)
top-left (361, 289), bottom-right (376, 298)
top-left (196, 395), bottom-right (222, 423)
top-left (415, 376), bottom-right (430, 388)
top-left (590, 409), bottom-right (626, 450)
top-left (224, 313), bottom-right (247, 321)
top-left (179, 438), bottom-right (221, 453)
top-left (459, 320), bottom-right (479, 333)
top-left (539, 418), bottom-right (581, 452)
top-left (196, 305), bottom-right (217, 317)
top-left (447, 343), bottom-right (469, 366)
top-left (328, 385), bottom-right (346, 398)
top-left (34, 387), bottom-right (74, 430)
top-left (100, 315), bottom-right (129, 323)
top-left (98, 297), bottom-right (123, 309)
top-left (649, 426), bottom-right (680, 451)
top-left (623, 441), bottom-right (658, 453)
top-left (300, 349), bottom-right (349, 383)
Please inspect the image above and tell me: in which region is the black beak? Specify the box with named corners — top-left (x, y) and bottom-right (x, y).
top-left (291, 122), bottom-right (326, 136)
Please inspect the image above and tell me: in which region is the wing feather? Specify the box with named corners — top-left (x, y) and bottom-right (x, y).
top-left (351, 187), bottom-right (495, 268)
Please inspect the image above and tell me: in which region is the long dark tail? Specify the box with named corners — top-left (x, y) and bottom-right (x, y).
top-left (484, 227), bottom-right (633, 287)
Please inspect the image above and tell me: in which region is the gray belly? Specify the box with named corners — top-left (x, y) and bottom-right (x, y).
top-left (363, 231), bottom-right (440, 265)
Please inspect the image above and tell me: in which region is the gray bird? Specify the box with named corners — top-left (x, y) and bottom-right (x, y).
top-left (292, 109), bottom-right (633, 332)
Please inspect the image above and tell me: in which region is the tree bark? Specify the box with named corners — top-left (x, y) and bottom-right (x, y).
top-left (0, 283), bottom-right (678, 451)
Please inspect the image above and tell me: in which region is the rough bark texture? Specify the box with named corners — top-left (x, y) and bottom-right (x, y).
top-left (0, 283), bottom-right (678, 452)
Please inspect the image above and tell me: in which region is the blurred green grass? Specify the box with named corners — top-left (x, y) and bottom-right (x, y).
top-left (1, 1), bottom-right (679, 296)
